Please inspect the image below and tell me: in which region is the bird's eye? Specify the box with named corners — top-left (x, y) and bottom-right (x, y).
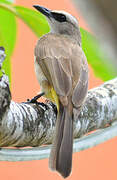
top-left (51, 13), bottom-right (67, 22)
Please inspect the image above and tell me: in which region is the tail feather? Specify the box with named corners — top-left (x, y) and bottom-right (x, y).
top-left (49, 103), bottom-right (65, 171)
top-left (49, 102), bottom-right (73, 178)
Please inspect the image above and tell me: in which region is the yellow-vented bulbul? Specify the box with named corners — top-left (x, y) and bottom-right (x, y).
top-left (33, 5), bottom-right (88, 178)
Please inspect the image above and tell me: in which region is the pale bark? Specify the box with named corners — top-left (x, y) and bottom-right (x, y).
top-left (0, 48), bottom-right (117, 161)
top-left (0, 73), bottom-right (117, 147)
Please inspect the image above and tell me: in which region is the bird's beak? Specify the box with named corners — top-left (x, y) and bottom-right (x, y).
top-left (33, 5), bottom-right (52, 18)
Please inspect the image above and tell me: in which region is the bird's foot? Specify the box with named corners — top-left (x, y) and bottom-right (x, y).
top-left (26, 92), bottom-right (45, 104)
top-left (24, 92), bottom-right (48, 109)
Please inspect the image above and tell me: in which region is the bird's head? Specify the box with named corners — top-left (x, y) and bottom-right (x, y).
top-left (33, 5), bottom-right (81, 45)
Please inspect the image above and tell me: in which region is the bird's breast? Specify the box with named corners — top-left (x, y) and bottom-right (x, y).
top-left (34, 56), bottom-right (47, 83)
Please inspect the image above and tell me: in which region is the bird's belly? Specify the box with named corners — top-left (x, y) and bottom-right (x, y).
top-left (34, 56), bottom-right (51, 94)
top-left (34, 56), bottom-right (59, 110)
top-left (34, 58), bottom-right (51, 96)
top-left (34, 56), bottom-right (47, 85)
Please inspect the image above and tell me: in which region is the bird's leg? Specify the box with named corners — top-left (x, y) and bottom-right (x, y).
top-left (26, 92), bottom-right (45, 103)
top-left (24, 92), bottom-right (48, 109)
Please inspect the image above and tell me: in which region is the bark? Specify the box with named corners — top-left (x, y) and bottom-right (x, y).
top-left (0, 73), bottom-right (117, 147)
top-left (0, 48), bottom-right (117, 161)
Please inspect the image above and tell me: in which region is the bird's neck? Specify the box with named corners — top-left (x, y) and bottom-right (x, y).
top-left (71, 31), bottom-right (81, 46)
top-left (50, 28), bottom-right (81, 46)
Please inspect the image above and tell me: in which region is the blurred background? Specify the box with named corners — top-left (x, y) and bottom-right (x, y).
top-left (73, 0), bottom-right (117, 67)
top-left (0, 0), bottom-right (117, 180)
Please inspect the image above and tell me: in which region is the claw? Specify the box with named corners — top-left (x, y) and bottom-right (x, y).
top-left (26, 92), bottom-right (45, 103)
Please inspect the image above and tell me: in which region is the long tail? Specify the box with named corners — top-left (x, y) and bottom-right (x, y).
top-left (49, 102), bottom-right (73, 178)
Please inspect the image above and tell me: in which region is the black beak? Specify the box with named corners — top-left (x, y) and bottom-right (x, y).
top-left (33, 5), bottom-right (52, 18)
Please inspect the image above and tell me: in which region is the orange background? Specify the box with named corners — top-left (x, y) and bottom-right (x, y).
top-left (1, 0), bottom-right (117, 180)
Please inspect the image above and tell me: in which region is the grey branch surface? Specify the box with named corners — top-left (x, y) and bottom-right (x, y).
top-left (0, 48), bottom-right (117, 161)
top-left (1, 75), bottom-right (117, 147)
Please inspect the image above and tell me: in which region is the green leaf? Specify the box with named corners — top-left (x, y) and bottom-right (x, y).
top-left (81, 28), bottom-right (117, 81)
top-left (13, 5), bottom-right (117, 81)
top-left (0, 2), bottom-right (116, 81)
top-left (0, 0), bottom-right (17, 80)
top-left (7, 0), bottom-right (14, 2)
top-left (14, 6), bottom-right (50, 37)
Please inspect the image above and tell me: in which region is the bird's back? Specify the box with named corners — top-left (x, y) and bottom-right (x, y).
top-left (34, 33), bottom-right (86, 98)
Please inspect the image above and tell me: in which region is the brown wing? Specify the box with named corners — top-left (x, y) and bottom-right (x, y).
top-left (72, 52), bottom-right (89, 108)
top-left (35, 33), bottom-right (74, 97)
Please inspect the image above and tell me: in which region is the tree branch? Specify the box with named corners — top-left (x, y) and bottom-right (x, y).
top-left (0, 48), bottom-right (117, 161)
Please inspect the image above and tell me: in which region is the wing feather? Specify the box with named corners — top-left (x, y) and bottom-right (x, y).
top-left (34, 33), bottom-right (86, 99)
top-left (35, 34), bottom-right (73, 96)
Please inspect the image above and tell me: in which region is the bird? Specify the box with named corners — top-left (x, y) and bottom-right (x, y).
top-left (33, 5), bottom-right (88, 178)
